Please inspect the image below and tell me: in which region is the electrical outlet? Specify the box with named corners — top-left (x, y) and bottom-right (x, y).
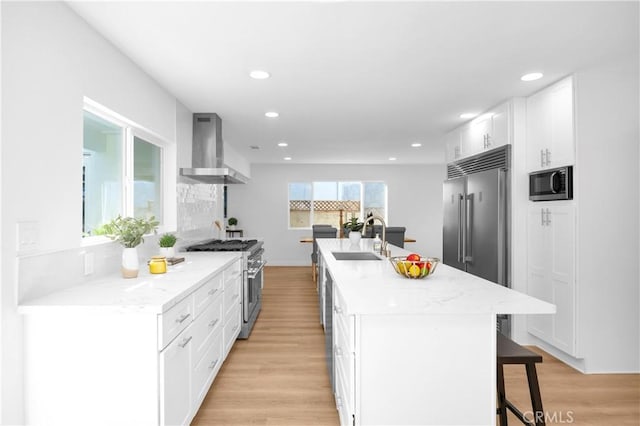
top-left (84, 252), bottom-right (95, 275)
top-left (16, 221), bottom-right (39, 252)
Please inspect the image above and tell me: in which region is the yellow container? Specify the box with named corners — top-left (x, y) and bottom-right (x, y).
top-left (149, 256), bottom-right (167, 274)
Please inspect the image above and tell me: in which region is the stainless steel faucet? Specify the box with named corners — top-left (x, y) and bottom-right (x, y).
top-left (362, 214), bottom-right (388, 255)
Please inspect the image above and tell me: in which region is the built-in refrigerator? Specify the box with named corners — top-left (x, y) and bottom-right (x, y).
top-left (443, 146), bottom-right (511, 332)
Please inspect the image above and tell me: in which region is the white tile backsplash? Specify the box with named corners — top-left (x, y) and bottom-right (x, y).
top-left (19, 182), bottom-right (222, 303)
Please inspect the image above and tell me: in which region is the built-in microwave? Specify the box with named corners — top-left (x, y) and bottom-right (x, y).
top-left (529, 166), bottom-right (573, 201)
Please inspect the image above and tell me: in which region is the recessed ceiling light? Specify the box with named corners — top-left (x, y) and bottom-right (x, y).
top-left (388, 157), bottom-right (397, 161)
top-left (521, 72), bottom-right (543, 82)
top-left (250, 70), bottom-right (270, 79)
top-left (460, 113), bottom-right (477, 119)
top-left (265, 111), bottom-right (279, 118)
top-left (277, 142), bottom-right (288, 147)
top-left (411, 143), bottom-right (422, 148)
top-left (284, 156), bottom-right (292, 161)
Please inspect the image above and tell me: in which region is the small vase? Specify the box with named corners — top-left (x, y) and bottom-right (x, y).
top-left (159, 247), bottom-right (175, 258)
top-left (348, 231), bottom-right (362, 245)
top-left (122, 247), bottom-right (139, 278)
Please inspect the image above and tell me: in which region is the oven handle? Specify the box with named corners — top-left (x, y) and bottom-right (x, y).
top-left (247, 260), bottom-right (266, 279)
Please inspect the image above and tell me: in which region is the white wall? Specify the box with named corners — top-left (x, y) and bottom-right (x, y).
top-left (226, 163), bottom-right (445, 266)
top-left (573, 54), bottom-right (639, 373)
top-left (0, 3), bottom-right (185, 423)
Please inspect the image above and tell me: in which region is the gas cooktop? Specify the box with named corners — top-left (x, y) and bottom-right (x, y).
top-left (186, 239), bottom-right (259, 252)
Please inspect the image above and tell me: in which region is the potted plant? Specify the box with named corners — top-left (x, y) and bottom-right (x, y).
top-left (227, 217), bottom-right (238, 230)
top-left (159, 233), bottom-right (177, 258)
top-left (103, 215), bottom-right (159, 278)
top-left (343, 216), bottom-right (364, 244)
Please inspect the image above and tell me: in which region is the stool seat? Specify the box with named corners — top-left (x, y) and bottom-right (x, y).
top-left (496, 333), bottom-right (545, 426)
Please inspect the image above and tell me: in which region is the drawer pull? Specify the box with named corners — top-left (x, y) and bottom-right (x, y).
top-left (336, 396), bottom-right (343, 408)
top-left (335, 346), bottom-right (343, 357)
top-left (179, 335), bottom-right (193, 348)
top-left (208, 288), bottom-right (219, 296)
top-left (334, 305), bottom-right (343, 314)
top-left (208, 358), bottom-right (220, 370)
top-left (175, 313), bottom-right (191, 324)
top-left (209, 319), bottom-right (219, 328)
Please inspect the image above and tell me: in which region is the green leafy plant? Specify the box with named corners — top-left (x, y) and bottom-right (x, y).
top-left (343, 216), bottom-right (364, 232)
top-left (228, 217), bottom-right (238, 226)
top-left (102, 215), bottom-right (159, 248)
top-left (159, 233), bottom-right (177, 248)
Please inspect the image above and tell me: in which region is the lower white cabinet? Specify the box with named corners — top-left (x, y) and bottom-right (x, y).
top-left (22, 258), bottom-right (242, 426)
top-left (527, 202), bottom-right (578, 356)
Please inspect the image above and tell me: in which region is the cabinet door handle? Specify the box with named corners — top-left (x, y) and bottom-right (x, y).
top-left (540, 149), bottom-right (545, 167)
top-left (546, 149), bottom-right (551, 166)
top-left (209, 318), bottom-right (219, 328)
top-left (545, 208), bottom-right (552, 226)
top-left (541, 208), bottom-right (545, 226)
top-left (208, 358), bottom-right (220, 370)
top-left (208, 288), bottom-right (218, 296)
top-left (335, 346), bottom-right (343, 357)
top-left (334, 305), bottom-right (343, 314)
top-left (175, 313), bottom-right (191, 324)
top-left (179, 335), bottom-right (193, 348)
top-left (336, 396), bottom-right (343, 408)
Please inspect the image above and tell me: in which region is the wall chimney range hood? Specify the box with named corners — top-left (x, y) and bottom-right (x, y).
top-left (179, 113), bottom-right (249, 184)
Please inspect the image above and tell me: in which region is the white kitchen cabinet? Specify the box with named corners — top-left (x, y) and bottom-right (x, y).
top-left (527, 202), bottom-right (577, 356)
top-left (460, 101), bottom-right (511, 158)
top-left (22, 257), bottom-right (242, 426)
top-left (526, 76), bottom-right (575, 171)
top-left (160, 322), bottom-right (194, 426)
top-left (444, 128), bottom-right (462, 163)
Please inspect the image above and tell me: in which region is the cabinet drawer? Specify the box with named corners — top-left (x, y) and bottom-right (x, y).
top-left (192, 295), bottom-right (223, 365)
top-left (192, 327), bottom-right (223, 404)
top-left (193, 273), bottom-right (223, 318)
top-left (223, 303), bottom-right (241, 357)
top-left (335, 320), bottom-right (354, 388)
top-left (158, 295), bottom-right (194, 350)
top-left (223, 275), bottom-right (241, 317)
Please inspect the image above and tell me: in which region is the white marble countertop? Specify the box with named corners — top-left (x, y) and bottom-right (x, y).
top-left (318, 238), bottom-right (555, 316)
top-left (18, 252), bottom-right (241, 315)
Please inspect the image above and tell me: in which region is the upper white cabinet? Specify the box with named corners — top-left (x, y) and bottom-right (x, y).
top-left (526, 76), bottom-right (575, 171)
top-left (444, 128), bottom-right (462, 163)
top-left (445, 100), bottom-right (511, 163)
top-left (460, 101), bottom-right (511, 158)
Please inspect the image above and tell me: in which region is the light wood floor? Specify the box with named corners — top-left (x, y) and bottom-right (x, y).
top-left (192, 266), bottom-right (639, 426)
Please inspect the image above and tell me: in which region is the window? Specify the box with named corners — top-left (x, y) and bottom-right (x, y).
top-left (82, 108), bottom-right (163, 237)
top-left (288, 181), bottom-right (387, 229)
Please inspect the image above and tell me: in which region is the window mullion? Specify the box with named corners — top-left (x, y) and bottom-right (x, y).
top-left (124, 128), bottom-right (134, 217)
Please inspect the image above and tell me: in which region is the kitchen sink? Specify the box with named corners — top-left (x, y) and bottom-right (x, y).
top-left (332, 251), bottom-right (383, 261)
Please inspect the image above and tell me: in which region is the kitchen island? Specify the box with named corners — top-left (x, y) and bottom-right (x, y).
top-left (316, 238), bottom-right (555, 426)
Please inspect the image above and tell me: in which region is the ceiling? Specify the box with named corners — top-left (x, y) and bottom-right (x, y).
top-left (68, 1), bottom-right (638, 165)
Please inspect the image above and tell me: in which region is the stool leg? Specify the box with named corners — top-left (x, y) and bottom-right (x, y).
top-left (525, 363), bottom-right (545, 426)
top-left (497, 363), bottom-right (508, 426)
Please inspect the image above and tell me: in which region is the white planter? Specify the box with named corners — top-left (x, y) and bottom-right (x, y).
top-left (159, 247), bottom-right (175, 258)
top-left (122, 247), bottom-right (139, 278)
top-left (348, 231), bottom-right (362, 245)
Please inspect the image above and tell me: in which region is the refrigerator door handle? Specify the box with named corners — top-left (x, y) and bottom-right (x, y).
top-left (457, 193), bottom-right (464, 263)
top-left (465, 193), bottom-right (473, 262)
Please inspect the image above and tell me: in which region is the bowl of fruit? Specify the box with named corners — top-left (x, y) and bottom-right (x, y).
top-left (389, 253), bottom-right (440, 279)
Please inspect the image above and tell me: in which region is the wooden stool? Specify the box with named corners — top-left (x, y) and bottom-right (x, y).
top-left (497, 333), bottom-right (545, 426)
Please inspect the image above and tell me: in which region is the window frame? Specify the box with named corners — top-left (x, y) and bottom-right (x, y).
top-left (82, 99), bottom-right (168, 243)
top-left (287, 180), bottom-right (388, 230)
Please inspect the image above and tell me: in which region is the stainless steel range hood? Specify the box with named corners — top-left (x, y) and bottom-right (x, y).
top-left (179, 113), bottom-right (249, 184)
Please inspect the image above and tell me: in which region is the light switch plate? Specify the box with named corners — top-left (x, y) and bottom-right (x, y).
top-left (17, 221), bottom-right (39, 252)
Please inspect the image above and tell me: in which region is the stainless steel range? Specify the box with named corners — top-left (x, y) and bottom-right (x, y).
top-left (186, 239), bottom-right (265, 339)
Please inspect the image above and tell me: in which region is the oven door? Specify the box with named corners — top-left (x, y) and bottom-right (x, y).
top-left (244, 252), bottom-right (265, 322)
